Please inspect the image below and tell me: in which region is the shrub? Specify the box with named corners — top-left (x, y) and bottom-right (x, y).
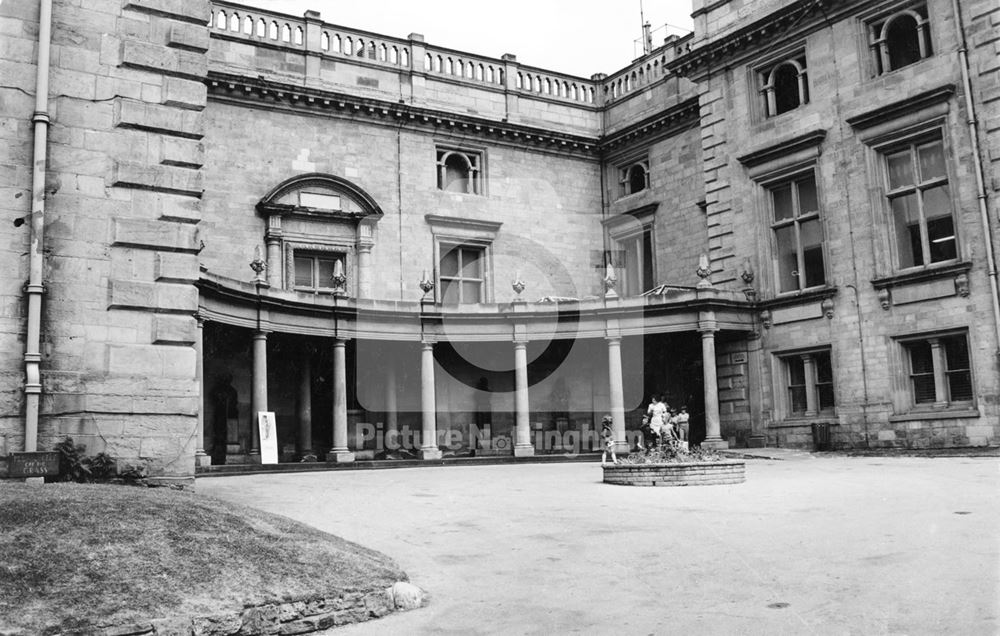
top-left (52, 437), bottom-right (147, 484)
top-left (619, 440), bottom-right (723, 465)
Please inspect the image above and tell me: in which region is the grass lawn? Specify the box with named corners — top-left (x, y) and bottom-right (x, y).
top-left (0, 482), bottom-right (406, 635)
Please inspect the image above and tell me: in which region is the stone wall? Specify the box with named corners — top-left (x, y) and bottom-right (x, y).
top-left (681, 0), bottom-right (1000, 449)
top-left (200, 101), bottom-right (604, 303)
top-left (0, 0), bottom-right (207, 477)
top-left (602, 460), bottom-right (746, 486)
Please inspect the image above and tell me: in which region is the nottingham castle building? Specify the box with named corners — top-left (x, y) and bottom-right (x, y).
top-left (2, 0), bottom-right (998, 481)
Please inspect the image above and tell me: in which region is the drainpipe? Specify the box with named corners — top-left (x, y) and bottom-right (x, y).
top-left (24, 0), bottom-right (53, 452)
top-left (951, 0), bottom-right (1000, 360)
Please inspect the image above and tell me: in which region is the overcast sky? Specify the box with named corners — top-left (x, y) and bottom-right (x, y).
top-left (250, 1), bottom-right (694, 78)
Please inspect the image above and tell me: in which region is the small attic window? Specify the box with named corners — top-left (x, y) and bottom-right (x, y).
top-left (299, 191), bottom-right (342, 209)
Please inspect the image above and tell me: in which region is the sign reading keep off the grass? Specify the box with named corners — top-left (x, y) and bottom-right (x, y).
top-left (9, 451), bottom-right (60, 477)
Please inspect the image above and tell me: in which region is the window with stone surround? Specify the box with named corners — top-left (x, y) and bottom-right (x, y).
top-left (868, 4), bottom-right (933, 76)
top-left (758, 53), bottom-right (808, 118)
top-left (898, 331), bottom-right (973, 410)
top-left (439, 243), bottom-right (485, 305)
top-left (776, 348), bottom-right (835, 419)
top-left (881, 131), bottom-right (957, 270)
top-left (618, 160), bottom-right (649, 198)
top-left (425, 215), bottom-right (500, 305)
top-left (603, 205), bottom-right (657, 297)
top-left (292, 251), bottom-right (347, 293)
top-left (768, 172), bottom-right (826, 293)
top-left (437, 147), bottom-right (483, 195)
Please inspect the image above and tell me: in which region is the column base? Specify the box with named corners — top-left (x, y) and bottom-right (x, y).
top-left (195, 452), bottom-right (212, 467)
top-left (419, 447), bottom-right (442, 460)
top-left (613, 441), bottom-right (631, 454)
top-left (513, 444), bottom-right (535, 458)
top-left (326, 451), bottom-right (356, 463)
top-left (747, 435), bottom-right (767, 448)
top-left (701, 438), bottom-right (730, 450)
top-left (248, 452), bottom-right (261, 464)
top-left (299, 453), bottom-right (318, 463)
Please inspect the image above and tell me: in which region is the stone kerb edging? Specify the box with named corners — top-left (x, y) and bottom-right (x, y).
top-left (90, 581), bottom-right (426, 635)
top-left (602, 460), bottom-right (746, 486)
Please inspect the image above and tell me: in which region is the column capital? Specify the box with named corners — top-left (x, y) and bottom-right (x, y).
top-left (253, 330), bottom-right (270, 339)
top-left (333, 337), bottom-right (348, 346)
top-left (421, 338), bottom-right (436, 348)
top-left (698, 321), bottom-right (718, 334)
top-left (605, 336), bottom-right (622, 345)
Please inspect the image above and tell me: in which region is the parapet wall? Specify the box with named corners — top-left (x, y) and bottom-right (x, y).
top-left (207, 1), bottom-right (603, 136)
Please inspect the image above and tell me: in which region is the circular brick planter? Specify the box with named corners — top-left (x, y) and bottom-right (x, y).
top-left (602, 460), bottom-right (746, 486)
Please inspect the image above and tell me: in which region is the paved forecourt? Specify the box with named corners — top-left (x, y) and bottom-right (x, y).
top-left (197, 456), bottom-right (1000, 634)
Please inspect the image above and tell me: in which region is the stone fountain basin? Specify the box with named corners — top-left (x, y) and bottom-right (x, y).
top-left (602, 460), bottom-right (745, 486)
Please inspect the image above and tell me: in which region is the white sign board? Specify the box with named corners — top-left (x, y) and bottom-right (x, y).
top-left (257, 411), bottom-right (279, 465)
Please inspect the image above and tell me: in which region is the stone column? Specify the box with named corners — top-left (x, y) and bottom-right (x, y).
top-left (746, 333), bottom-right (767, 448)
top-left (802, 353), bottom-right (818, 417)
top-left (250, 330), bottom-right (268, 462)
top-left (297, 352), bottom-right (314, 460)
top-left (606, 336), bottom-right (628, 452)
top-left (513, 339), bottom-right (534, 457)
top-left (929, 338), bottom-right (948, 408)
top-left (385, 362), bottom-right (398, 437)
top-left (699, 313), bottom-right (728, 449)
top-left (195, 316), bottom-right (210, 466)
top-left (420, 340), bottom-right (442, 459)
top-left (327, 338), bottom-right (354, 463)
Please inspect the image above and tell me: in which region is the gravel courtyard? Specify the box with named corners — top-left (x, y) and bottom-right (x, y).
top-left (198, 455), bottom-right (999, 635)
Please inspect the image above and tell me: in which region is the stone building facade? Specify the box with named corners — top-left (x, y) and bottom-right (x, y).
top-left (1, 0), bottom-right (997, 480)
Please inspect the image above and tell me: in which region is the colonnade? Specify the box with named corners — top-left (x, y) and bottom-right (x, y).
top-left (193, 315), bottom-right (727, 465)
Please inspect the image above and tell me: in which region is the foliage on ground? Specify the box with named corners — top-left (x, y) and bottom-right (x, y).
top-left (0, 482), bottom-right (406, 635)
top-left (618, 441), bottom-right (724, 465)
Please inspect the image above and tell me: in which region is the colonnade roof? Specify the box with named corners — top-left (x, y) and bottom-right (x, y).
top-left (198, 271), bottom-right (756, 342)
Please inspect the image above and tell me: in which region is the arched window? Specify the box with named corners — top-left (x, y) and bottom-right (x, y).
top-left (243, 16), bottom-right (253, 35)
top-left (401, 49), bottom-right (409, 67)
top-left (869, 6), bottom-right (932, 75)
top-left (368, 41), bottom-right (377, 59)
top-left (256, 18), bottom-right (266, 37)
top-left (215, 10), bottom-right (226, 29)
top-left (760, 56), bottom-right (808, 117)
top-left (380, 43), bottom-right (388, 61)
top-left (321, 32), bottom-right (330, 51)
top-left (229, 13), bottom-right (239, 31)
top-left (294, 26), bottom-right (303, 46)
top-left (281, 24), bottom-right (291, 43)
top-left (619, 161), bottom-right (649, 197)
top-left (437, 148), bottom-right (482, 195)
top-left (269, 21), bottom-right (278, 40)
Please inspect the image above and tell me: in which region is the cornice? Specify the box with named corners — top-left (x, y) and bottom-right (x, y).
top-left (845, 85), bottom-right (956, 130)
top-left (737, 129), bottom-right (827, 167)
top-left (598, 97), bottom-right (701, 154)
top-left (669, 0), bottom-right (865, 78)
top-left (206, 71), bottom-right (602, 158)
